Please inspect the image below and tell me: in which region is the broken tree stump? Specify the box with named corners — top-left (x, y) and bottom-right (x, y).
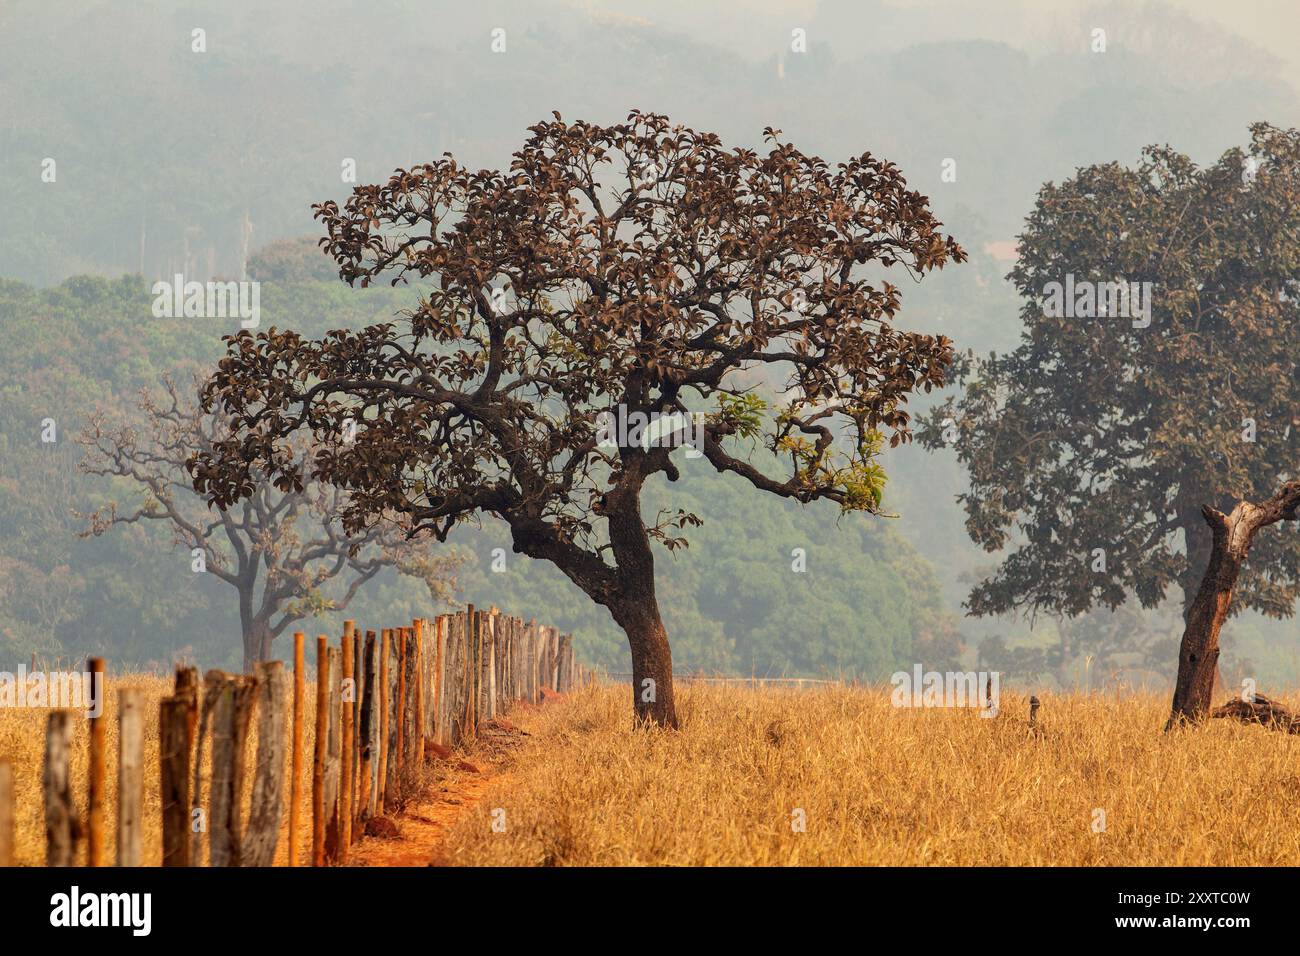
top-left (1210, 693), bottom-right (1300, 734)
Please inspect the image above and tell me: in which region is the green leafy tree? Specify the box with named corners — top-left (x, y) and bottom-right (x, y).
top-left (921, 124), bottom-right (1300, 723)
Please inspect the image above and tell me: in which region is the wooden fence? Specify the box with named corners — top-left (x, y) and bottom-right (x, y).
top-left (0, 605), bottom-right (581, 867)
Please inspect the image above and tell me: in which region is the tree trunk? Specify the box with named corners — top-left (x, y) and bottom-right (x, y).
top-left (611, 596), bottom-right (678, 729)
top-left (242, 621), bottom-right (275, 674)
top-left (1166, 480), bottom-right (1300, 730)
top-left (1177, 508), bottom-right (1225, 701)
top-left (604, 482), bottom-right (679, 729)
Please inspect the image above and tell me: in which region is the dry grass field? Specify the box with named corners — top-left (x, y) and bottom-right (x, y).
top-left (4, 675), bottom-right (1300, 866)
top-left (440, 682), bottom-right (1300, 866)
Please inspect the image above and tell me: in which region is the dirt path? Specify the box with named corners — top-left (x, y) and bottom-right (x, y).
top-left (347, 768), bottom-right (508, 867)
top-left (348, 720), bottom-right (529, 867)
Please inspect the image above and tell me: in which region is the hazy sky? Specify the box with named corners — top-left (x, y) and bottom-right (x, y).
top-left (577, 0), bottom-right (1300, 90)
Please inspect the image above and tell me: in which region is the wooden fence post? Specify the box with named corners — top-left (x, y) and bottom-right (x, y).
top-left (0, 760), bottom-right (11, 867)
top-left (323, 647), bottom-right (342, 861)
top-left (413, 619), bottom-right (425, 762)
top-left (358, 631), bottom-right (376, 826)
top-left (188, 671), bottom-right (217, 867)
top-left (433, 616), bottom-right (446, 746)
top-left (117, 688), bottom-right (144, 867)
top-left (312, 636), bottom-right (328, 866)
top-left (444, 614), bottom-right (459, 747)
top-left (462, 608), bottom-right (473, 738)
top-left (209, 674), bottom-right (257, 867)
top-left (243, 661), bottom-right (286, 866)
top-left (480, 612), bottom-right (491, 725)
top-left (352, 629), bottom-right (363, 839)
top-left (159, 696), bottom-right (192, 867)
top-left (558, 634), bottom-right (573, 693)
top-left (289, 632), bottom-right (304, 867)
top-left (407, 627), bottom-right (421, 771)
top-left (378, 629), bottom-right (390, 811)
top-left (490, 611), bottom-right (501, 718)
top-left (448, 613), bottom-right (460, 746)
top-left (85, 656), bottom-right (107, 866)
top-left (513, 617), bottom-right (523, 704)
top-left (527, 618), bottom-right (538, 704)
top-left (384, 632), bottom-right (400, 811)
top-left (340, 628), bottom-right (353, 863)
top-left (395, 627), bottom-right (406, 785)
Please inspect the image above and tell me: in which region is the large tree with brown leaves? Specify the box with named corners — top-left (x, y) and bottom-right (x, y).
top-left (188, 112), bottom-right (964, 726)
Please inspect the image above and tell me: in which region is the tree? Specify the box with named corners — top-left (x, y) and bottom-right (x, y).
top-left (919, 123), bottom-right (1300, 721)
top-left (188, 112), bottom-right (964, 726)
top-left (248, 236), bottom-right (340, 283)
top-left (1167, 478), bottom-right (1300, 726)
top-left (79, 376), bottom-right (458, 670)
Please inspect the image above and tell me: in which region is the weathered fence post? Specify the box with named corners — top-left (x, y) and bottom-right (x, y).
top-left (45, 712), bottom-right (79, 863)
top-left (0, 760), bottom-right (12, 867)
top-left (384, 631), bottom-right (401, 810)
top-left (340, 626), bottom-right (353, 862)
top-left (405, 627), bottom-right (420, 774)
top-left (378, 628), bottom-right (391, 811)
top-left (359, 630), bottom-right (377, 824)
top-left (116, 688), bottom-right (144, 867)
top-left (312, 635), bottom-right (328, 866)
top-left (538, 622), bottom-right (547, 697)
top-left (352, 629), bottom-right (363, 840)
top-left (86, 656), bottom-right (107, 867)
top-left (527, 618), bottom-right (538, 704)
top-left (513, 617), bottom-right (524, 704)
top-left (209, 674), bottom-right (257, 867)
top-left (465, 613), bottom-right (475, 733)
top-left (434, 616), bottom-right (447, 746)
top-left (189, 670), bottom-right (218, 867)
top-left (444, 613), bottom-right (460, 747)
top-left (395, 627), bottom-right (407, 786)
top-left (323, 647), bottom-right (342, 861)
top-left (478, 612), bottom-right (492, 727)
top-left (159, 695), bottom-right (192, 867)
top-left (426, 620), bottom-right (436, 740)
top-left (483, 608), bottom-right (491, 723)
top-left (289, 632), bottom-right (305, 867)
top-left (413, 619), bottom-right (425, 762)
top-left (451, 612), bottom-right (465, 745)
top-left (243, 661), bottom-right (286, 866)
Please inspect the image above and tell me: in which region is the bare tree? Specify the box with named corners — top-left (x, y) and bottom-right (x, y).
top-left (78, 376), bottom-right (458, 670)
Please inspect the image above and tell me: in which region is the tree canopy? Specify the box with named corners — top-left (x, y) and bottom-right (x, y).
top-left (921, 123), bottom-right (1300, 627)
top-left (190, 112), bottom-right (965, 724)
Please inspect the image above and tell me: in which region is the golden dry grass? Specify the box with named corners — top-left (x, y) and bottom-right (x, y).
top-left (440, 682), bottom-right (1300, 866)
